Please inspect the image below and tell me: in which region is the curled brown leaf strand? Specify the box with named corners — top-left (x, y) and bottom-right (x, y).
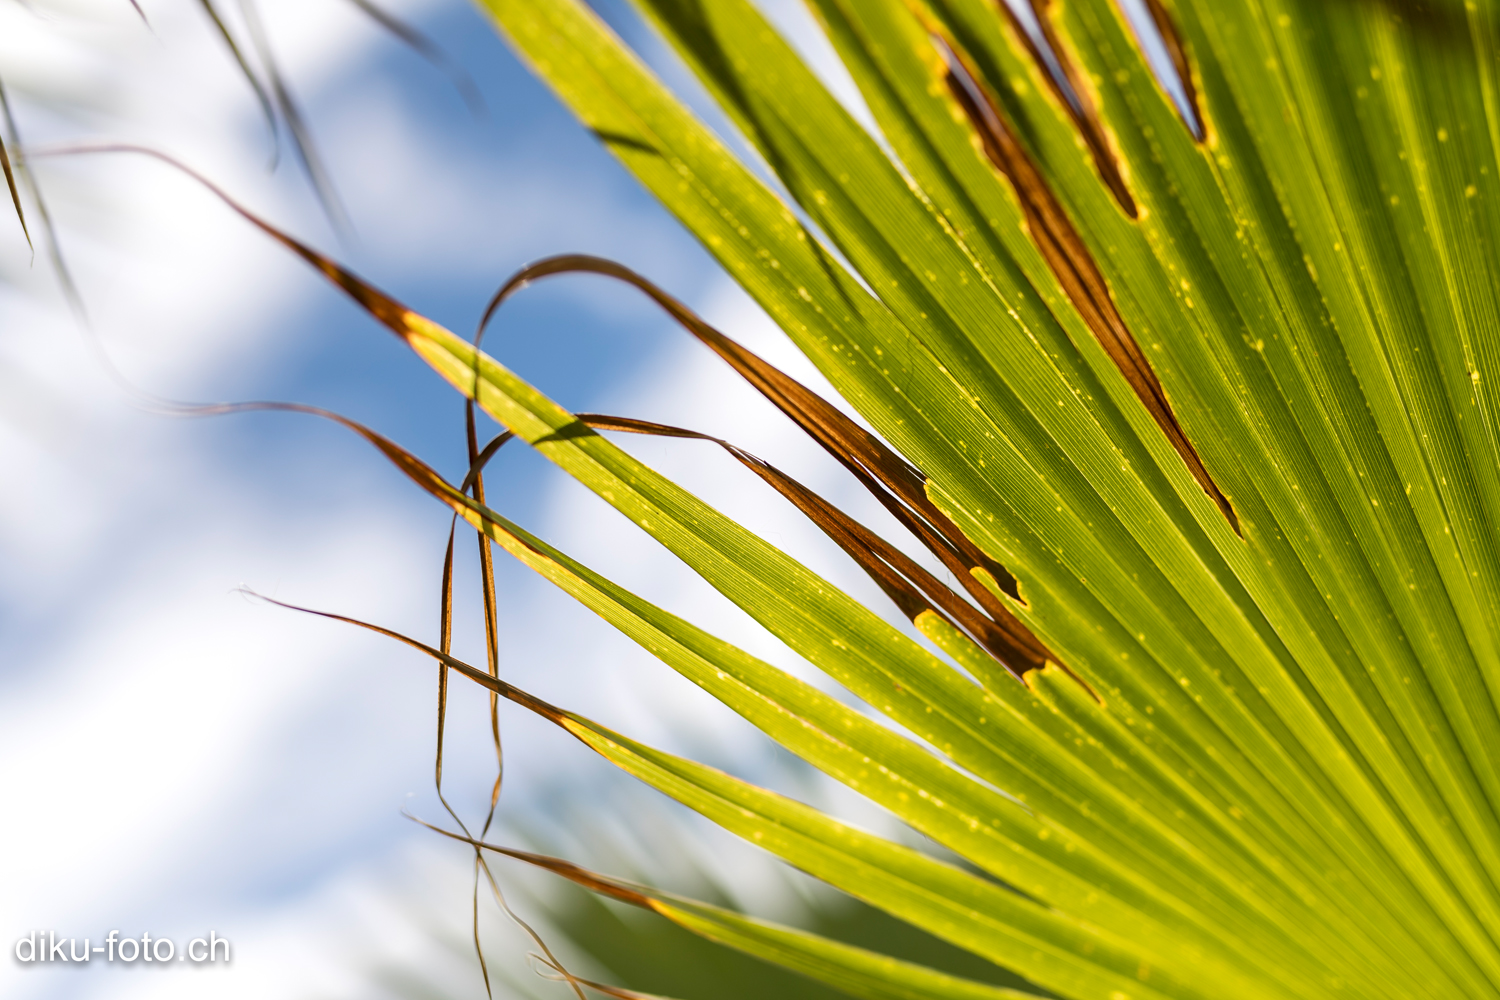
top-left (254, 587), bottom-right (681, 915)
top-left (942, 47), bottom-right (1239, 533)
top-left (413, 822), bottom-right (672, 999)
top-left (573, 413), bottom-right (1048, 677)
top-left (418, 823), bottom-right (802, 1000)
top-left (437, 518), bottom-right (456, 792)
top-left (463, 414), bottom-right (1046, 675)
top-left (476, 255), bottom-right (1056, 664)
top-left (421, 825), bottom-right (755, 999)
top-left (47, 145), bottom-right (1056, 674)
top-left (248, 584), bottom-right (662, 953)
top-left (463, 430), bottom-right (516, 493)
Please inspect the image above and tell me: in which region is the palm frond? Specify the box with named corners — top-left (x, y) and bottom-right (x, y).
top-left (42, 0), bottom-right (1493, 997)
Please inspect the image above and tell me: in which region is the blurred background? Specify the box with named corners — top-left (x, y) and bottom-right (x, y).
top-left (0, 0), bottom-right (1056, 997)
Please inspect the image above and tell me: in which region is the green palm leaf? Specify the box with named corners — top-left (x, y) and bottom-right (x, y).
top-left (193, 0), bottom-right (1500, 996)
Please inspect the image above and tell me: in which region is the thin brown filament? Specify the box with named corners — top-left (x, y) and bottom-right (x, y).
top-left (246, 586), bottom-right (585, 1000)
top-left (440, 520), bottom-right (497, 1000)
top-left (414, 814), bottom-right (625, 1000)
top-left (466, 402), bottom-right (506, 831)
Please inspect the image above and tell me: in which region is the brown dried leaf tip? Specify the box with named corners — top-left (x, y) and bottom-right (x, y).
top-left (1138, 0), bottom-right (1203, 141)
top-left (478, 257), bottom-right (1059, 678)
top-left (940, 38), bottom-right (1238, 534)
top-left (1016, 0), bottom-right (1139, 218)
